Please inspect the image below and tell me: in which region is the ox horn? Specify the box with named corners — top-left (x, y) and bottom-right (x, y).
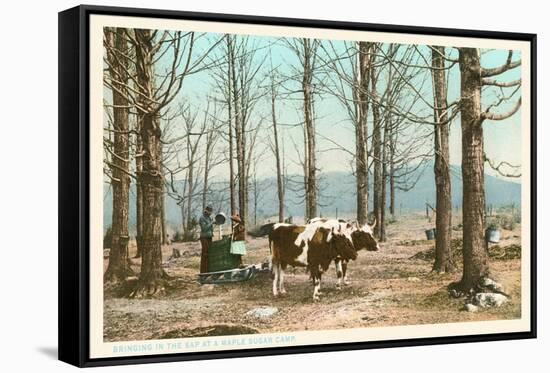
top-left (370, 218), bottom-right (377, 230)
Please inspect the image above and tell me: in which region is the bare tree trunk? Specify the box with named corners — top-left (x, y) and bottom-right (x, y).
top-left (303, 123), bottom-right (310, 220)
top-left (355, 41), bottom-right (371, 225)
top-left (380, 115), bottom-right (389, 242)
top-left (135, 125), bottom-right (144, 258)
top-left (158, 142), bottom-right (167, 246)
top-left (452, 47), bottom-right (489, 292)
top-left (389, 127), bottom-right (396, 218)
top-left (229, 36), bottom-right (247, 223)
top-left (186, 143), bottom-right (194, 235)
top-left (184, 198), bottom-right (187, 235)
top-left (378, 49), bottom-right (396, 242)
top-left (161, 187), bottom-right (167, 245)
top-left (239, 72), bottom-right (249, 226)
top-left (431, 46), bottom-right (454, 273)
top-left (202, 132), bottom-right (213, 212)
top-left (390, 164), bottom-right (395, 217)
top-left (131, 29), bottom-right (167, 297)
top-left (179, 169), bottom-right (188, 235)
top-left (228, 117), bottom-right (235, 215)
top-left (104, 27), bottom-right (133, 282)
top-left (226, 35), bottom-right (236, 215)
top-left (252, 166), bottom-right (259, 226)
top-left (371, 66), bottom-right (382, 238)
top-left (236, 116), bottom-right (247, 228)
top-left (302, 39), bottom-right (317, 220)
top-left (202, 155), bottom-right (209, 213)
top-left (271, 79), bottom-right (285, 223)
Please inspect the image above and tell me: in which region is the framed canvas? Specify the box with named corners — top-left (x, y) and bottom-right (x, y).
top-left (58, 4), bottom-right (537, 367)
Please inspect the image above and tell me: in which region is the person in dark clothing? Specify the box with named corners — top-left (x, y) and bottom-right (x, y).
top-left (199, 206), bottom-right (214, 273)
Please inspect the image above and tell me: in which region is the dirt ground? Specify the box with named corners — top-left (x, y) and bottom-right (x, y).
top-left (103, 213), bottom-right (522, 342)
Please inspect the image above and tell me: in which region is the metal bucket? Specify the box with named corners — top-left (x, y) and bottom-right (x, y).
top-left (215, 213), bottom-right (227, 225)
top-left (485, 228), bottom-right (501, 243)
top-left (425, 228), bottom-right (436, 240)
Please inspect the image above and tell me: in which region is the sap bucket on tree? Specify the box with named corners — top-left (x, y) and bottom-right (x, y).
top-left (425, 228), bottom-right (436, 240)
top-left (485, 224), bottom-right (501, 243)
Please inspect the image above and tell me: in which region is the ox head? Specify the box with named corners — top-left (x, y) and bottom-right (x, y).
top-left (350, 220), bottom-right (380, 252)
top-left (330, 226), bottom-right (357, 261)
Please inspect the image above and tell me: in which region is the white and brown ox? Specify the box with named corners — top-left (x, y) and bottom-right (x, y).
top-left (305, 218), bottom-right (380, 287)
top-left (269, 222), bottom-right (357, 300)
top-left (334, 220), bottom-right (379, 288)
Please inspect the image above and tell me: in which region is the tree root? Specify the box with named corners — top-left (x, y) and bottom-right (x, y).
top-left (161, 270), bottom-right (172, 281)
top-left (448, 276), bottom-right (508, 298)
top-left (129, 278), bottom-right (167, 298)
top-left (103, 266), bottom-right (135, 284)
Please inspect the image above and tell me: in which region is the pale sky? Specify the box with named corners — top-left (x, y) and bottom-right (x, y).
top-left (107, 30), bottom-right (523, 186)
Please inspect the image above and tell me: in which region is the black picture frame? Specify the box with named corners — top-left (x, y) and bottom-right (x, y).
top-left (58, 4), bottom-right (537, 368)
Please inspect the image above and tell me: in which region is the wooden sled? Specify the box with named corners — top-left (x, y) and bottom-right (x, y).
top-left (197, 264), bottom-right (262, 284)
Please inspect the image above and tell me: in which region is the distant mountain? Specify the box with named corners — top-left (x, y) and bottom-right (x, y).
top-left (103, 162), bottom-right (521, 232)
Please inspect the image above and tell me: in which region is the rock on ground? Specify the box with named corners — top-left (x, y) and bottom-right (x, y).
top-left (463, 304), bottom-right (479, 312)
top-left (482, 278), bottom-right (506, 294)
top-left (246, 306), bottom-right (278, 318)
top-left (474, 293), bottom-right (509, 308)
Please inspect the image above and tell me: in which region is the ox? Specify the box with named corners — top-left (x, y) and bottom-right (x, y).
top-left (299, 218), bottom-right (381, 288)
top-left (269, 223), bottom-right (356, 300)
top-left (334, 221), bottom-right (379, 288)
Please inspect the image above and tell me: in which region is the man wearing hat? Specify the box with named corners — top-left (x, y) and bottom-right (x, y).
top-left (199, 205), bottom-right (214, 273)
